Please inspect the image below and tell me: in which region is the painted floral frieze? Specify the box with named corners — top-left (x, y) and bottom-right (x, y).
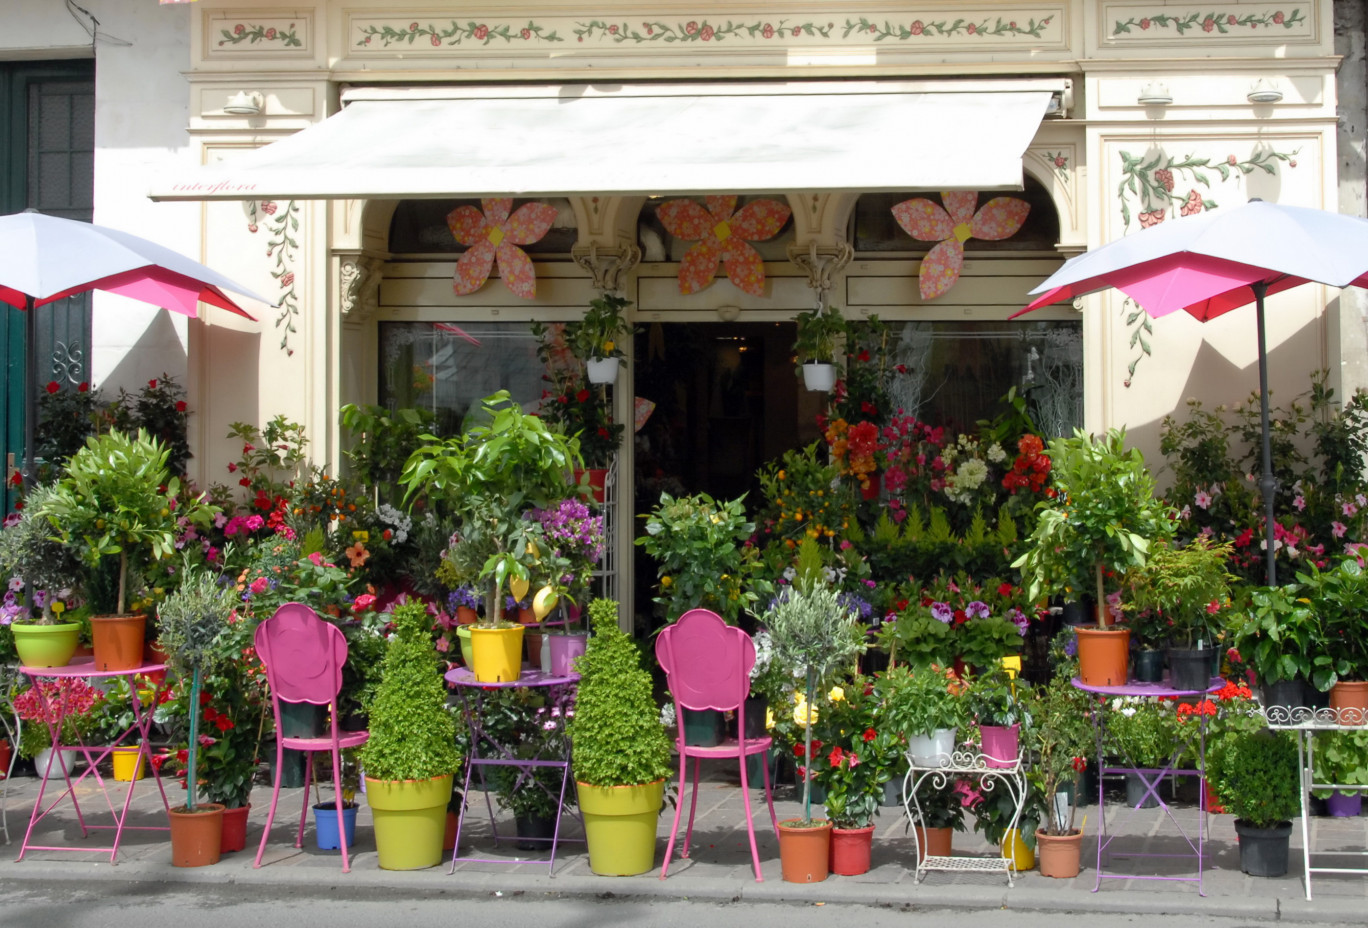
top-left (843, 14), bottom-right (1054, 40)
top-left (244, 200), bottom-right (302, 357)
top-left (1111, 8), bottom-right (1306, 37)
top-left (356, 20), bottom-right (564, 48)
top-left (1116, 146), bottom-right (1299, 230)
top-left (217, 22), bottom-right (304, 48)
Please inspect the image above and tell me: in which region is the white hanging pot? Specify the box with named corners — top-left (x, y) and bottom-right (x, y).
top-left (586, 357), bottom-right (620, 384)
top-left (802, 362), bottom-right (836, 392)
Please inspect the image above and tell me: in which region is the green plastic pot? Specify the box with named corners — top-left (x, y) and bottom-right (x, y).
top-left (365, 774), bottom-right (454, 870)
top-left (11, 622), bottom-right (82, 668)
top-left (578, 779), bottom-right (664, 876)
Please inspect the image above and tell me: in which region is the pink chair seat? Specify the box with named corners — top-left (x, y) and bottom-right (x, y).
top-left (253, 602), bottom-right (368, 873)
top-left (656, 609), bottom-right (778, 882)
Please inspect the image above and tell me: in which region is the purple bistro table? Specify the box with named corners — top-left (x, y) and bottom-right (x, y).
top-left (17, 659), bottom-right (172, 863)
top-left (444, 665), bottom-right (581, 875)
top-left (1072, 676), bottom-right (1224, 895)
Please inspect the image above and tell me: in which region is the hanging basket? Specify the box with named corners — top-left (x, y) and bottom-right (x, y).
top-left (586, 356), bottom-right (620, 384)
top-left (802, 362), bottom-right (837, 392)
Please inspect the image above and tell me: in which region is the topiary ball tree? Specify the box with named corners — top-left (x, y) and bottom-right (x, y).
top-left (358, 601), bottom-right (461, 782)
top-left (569, 598), bottom-right (671, 788)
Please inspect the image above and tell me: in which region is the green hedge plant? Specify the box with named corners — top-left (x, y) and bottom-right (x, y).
top-left (1207, 729), bottom-right (1300, 828)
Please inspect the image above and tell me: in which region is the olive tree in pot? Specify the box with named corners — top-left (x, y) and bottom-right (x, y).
top-left (761, 539), bottom-right (867, 883)
top-left (358, 600), bottom-right (462, 870)
top-left (1013, 428), bottom-right (1173, 687)
top-left (158, 565), bottom-right (237, 867)
top-left (568, 598), bottom-right (673, 875)
top-left (1206, 729), bottom-right (1301, 877)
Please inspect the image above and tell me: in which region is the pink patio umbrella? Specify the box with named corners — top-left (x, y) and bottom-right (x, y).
top-left (1013, 198), bottom-right (1368, 586)
top-left (0, 210), bottom-right (267, 480)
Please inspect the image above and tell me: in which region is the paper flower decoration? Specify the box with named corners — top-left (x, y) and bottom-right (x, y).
top-left (656, 195), bottom-right (791, 297)
top-left (892, 192), bottom-right (1029, 300)
top-left (447, 197), bottom-right (558, 299)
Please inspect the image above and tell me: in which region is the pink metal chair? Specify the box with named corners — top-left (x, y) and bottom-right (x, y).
top-left (656, 608), bottom-right (778, 882)
top-left (253, 602), bottom-right (369, 872)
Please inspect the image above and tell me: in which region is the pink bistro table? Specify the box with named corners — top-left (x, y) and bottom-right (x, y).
top-left (1072, 675), bottom-right (1224, 896)
top-left (17, 659), bottom-right (171, 863)
top-left (443, 665), bottom-right (581, 875)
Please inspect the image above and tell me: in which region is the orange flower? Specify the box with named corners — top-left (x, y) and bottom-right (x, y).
top-left (345, 542), bottom-right (369, 568)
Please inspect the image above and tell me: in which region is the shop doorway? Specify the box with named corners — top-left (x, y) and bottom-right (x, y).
top-left (630, 321), bottom-right (823, 622)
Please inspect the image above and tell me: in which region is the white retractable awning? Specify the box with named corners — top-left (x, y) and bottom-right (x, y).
top-left (152, 80), bottom-right (1059, 202)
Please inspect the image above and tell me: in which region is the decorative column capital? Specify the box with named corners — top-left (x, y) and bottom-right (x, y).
top-left (787, 240), bottom-right (853, 302)
top-left (572, 240), bottom-right (642, 293)
top-left (338, 254), bottom-right (383, 322)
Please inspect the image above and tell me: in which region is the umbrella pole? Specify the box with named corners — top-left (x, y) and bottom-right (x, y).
top-left (23, 294), bottom-right (36, 482)
top-left (1253, 281), bottom-right (1277, 587)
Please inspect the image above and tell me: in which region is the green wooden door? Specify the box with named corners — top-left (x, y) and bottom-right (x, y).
top-left (0, 60), bottom-right (94, 507)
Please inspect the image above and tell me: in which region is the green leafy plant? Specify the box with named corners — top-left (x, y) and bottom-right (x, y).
top-left (1103, 696), bottom-right (1177, 768)
top-left (568, 598), bottom-right (672, 788)
top-left (1227, 584), bottom-right (1323, 688)
top-left (0, 483), bottom-right (85, 626)
top-left (566, 294), bottom-right (636, 361)
top-left (1013, 428), bottom-right (1173, 627)
top-left (1024, 674), bottom-right (1094, 836)
top-left (1121, 536), bottom-right (1235, 649)
top-left (793, 305), bottom-right (850, 367)
top-left (357, 601), bottom-right (461, 782)
top-left (811, 678), bottom-right (900, 829)
top-left (157, 565), bottom-right (237, 812)
top-left (637, 491), bottom-right (766, 624)
top-left (36, 429), bottom-right (219, 615)
top-left (1311, 730), bottom-right (1368, 800)
top-left (338, 403), bottom-right (436, 505)
top-left (1291, 556), bottom-right (1368, 688)
top-left (876, 664), bottom-right (964, 739)
top-left (965, 666), bottom-right (1029, 727)
top-left (1206, 729), bottom-right (1300, 828)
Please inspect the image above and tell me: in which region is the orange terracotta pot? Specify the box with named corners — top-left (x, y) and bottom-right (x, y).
top-left (1329, 680), bottom-right (1368, 723)
top-left (914, 825), bottom-right (953, 863)
top-left (829, 825), bottom-right (874, 876)
top-left (91, 613), bottom-right (147, 672)
top-left (455, 606), bottom-right (479, 625)
top-left (778, 819), bottom-right (831, 883)
top-left (169, 803), bottom-right (225, 868)
top-left (1075, 627), bottom-right (1130, 687)
top-left (1036, 829), bottom-right (1083, 879)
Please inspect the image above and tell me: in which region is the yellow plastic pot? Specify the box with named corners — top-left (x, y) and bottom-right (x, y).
top-left (365, 774), bottom-right (453, 870)
top-left (112, 746), bottom-right (146, 781)
top-left (578, 779), bottom-right (664, 876)
top-left (1001, 826), bottom-right (1035, 871)
top-left (470, 625), bottom-right (524, 683)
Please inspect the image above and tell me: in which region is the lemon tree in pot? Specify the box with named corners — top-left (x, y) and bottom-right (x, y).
top-left (36, 429), bottom-right (218, 672)
top-left (158, 564), bottom-right (237, 867)
top-left (760, 539), bottom-right (867, 883)
top-left (402, 391), bottom-right (581, 682)
top-left (358, 600), bottom-right (461, 870)
top-left (1013, 428), bottom-right (1173, 687)
top-left (0, 484), bottom-right (85, 667)
top-left (568, 597), bottom-right (673, 876)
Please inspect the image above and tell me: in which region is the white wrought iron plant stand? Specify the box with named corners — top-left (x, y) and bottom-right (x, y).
top-left (903, 746), bottom-right (1026, 885)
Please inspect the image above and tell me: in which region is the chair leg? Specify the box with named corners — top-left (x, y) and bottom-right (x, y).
top-left (660, 747), bottom-right (689, 879)
top-left (295, 749), bottom-right (314, 849)
top-left (682, 756), bottom-right (702, 858)
top-left (738, 749), bottom-right (763, 882)
top-left (761, 749), bottom-right (779, 838)
top-left (332, 743), bottom-right (351, 874)
top-left (254, 739), bottom-right (287, 868)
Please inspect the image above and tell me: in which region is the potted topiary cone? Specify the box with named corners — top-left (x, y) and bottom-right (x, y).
top-left (568, 598), bottom-right (673, 876)
top-left (1013, 428), bottom-right (1172, 687)
top-left (158, 565), bottom-right (237, 868)
top-left (358, 600), bottom-right (462, 870)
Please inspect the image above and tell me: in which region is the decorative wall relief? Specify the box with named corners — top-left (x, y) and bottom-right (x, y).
top-left (656, 196), bottom-right (791, 296)
top-left (447, 198), bottom-right (558, 299)
top-left (892, 192), bottom-right (1029, 299)
top-left (244, 199), bottom-right (302, 356)
top-left (1116, 145), bottom-right (1298, 230)
top-left (1110, 8), bottom-right (1305, 36)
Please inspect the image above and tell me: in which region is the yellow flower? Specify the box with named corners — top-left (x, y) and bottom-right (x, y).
top-left (793, 698), bottom-right (819, 728)
top-left (661, 575), bottom-right (673, 588)
top-left (603, 340), bottom-right (615, 353)
top-left (765, 708), bottom-right (775, 730)
top-left (828, 685), bottom-right (845, 703)
top-left (353, 530), bottom-right (369, 542)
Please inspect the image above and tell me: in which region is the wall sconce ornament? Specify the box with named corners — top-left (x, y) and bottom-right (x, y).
top-left (1137, 82), bottom-right (1173, 106)
top-left (223, 91), bottom-right (264, 115)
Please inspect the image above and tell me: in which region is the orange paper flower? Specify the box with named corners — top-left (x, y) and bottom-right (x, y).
top-left (447, 198), bottom-right (558, 299)
top-left (892, 191), bottom-right (1029, 300)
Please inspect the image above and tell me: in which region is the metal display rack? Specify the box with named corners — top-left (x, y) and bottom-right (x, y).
top-left (1263, 705), bottom-right (1368, 900)
top-left (902, 747), bottom-right (1026, 886)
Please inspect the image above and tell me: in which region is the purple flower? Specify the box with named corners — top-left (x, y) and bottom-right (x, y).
top-left (931, 602), bottom-right (953, 623)
top-left (966, 600), bottom-right (990, 620)
top-left (447, 585), bottom-right (482, 610)
top-left (1008, 608), bottom-right (1028, 635)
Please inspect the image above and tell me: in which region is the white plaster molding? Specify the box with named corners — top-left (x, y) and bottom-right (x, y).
top-left (571, 241), bottom-right (643, 293)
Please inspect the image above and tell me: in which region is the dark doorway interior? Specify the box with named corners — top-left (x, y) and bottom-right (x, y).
top-left (631, 321), bottom-right (823, 623)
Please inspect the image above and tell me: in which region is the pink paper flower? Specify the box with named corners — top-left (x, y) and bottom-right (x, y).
top-left (892, 192), bottom-right (1029, 299)
top-left (447, 198), bottom-right (558, 300)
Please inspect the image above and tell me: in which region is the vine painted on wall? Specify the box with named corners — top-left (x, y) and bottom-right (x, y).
top-left (1116, 146), bottom-right (1299, 230)
top-left (1120, 297), bottom-right (1154, 387)
top-left (244, 200), bottom-right (302, 357)
top-left (356, 20), bottom-right (564, 47)
top-left (574, 19), bottom-right (834, 42)
top-left (218, 23), bottom-right (304, 48)
top-left (1111, 9), bottom-right (1305, 36)
top-left (843, 14), bottom-right (1054, 40)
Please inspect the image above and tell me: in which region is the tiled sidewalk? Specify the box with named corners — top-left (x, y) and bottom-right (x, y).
top-left (2, 760), bottom-right (1366, 922)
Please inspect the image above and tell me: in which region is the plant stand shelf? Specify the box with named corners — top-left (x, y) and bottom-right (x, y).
top-left (1073, 676), bottom-right (1222, 896)
top-left (902, 749), bottom-right (1026, 886)
top-left (1263, 705), bottom-right (1368, 900)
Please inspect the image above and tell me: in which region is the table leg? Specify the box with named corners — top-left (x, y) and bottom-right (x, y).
top-left (1297, 731), bottom-right (1313, 900)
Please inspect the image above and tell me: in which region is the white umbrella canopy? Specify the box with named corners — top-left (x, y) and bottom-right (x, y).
top-left (0, 210), bottom-right (269, 479)
top-left (1016, 199), bottom-right (1368, 586)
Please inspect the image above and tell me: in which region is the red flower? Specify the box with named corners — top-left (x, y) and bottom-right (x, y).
top-left (215, 716), bottom-right (235, 731)
top-left (175, 401), bottom-right (187, 412)
top-left (863, 728), bottom-right (877, 742)
top-left (576, 388), bottom-right (590, 403)
top-left (239, 477), bottom-right (251, 487)
top-left (827, 745), bottom-right (845, 768)
top-left (8, 471), bottom-right (22, 487)
top-left (45, 381), bottom-right (60, 394)
top-left (227, 462), bottom-right (237, 473)
top-left (78, 381), bottom-right (89, 392)
top-left (148, 379), bottom-right (158, 389)
top-left (1071, 756), bottom-right (1087, 773)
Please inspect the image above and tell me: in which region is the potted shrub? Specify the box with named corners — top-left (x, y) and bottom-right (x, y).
top-left (1121, 536), bottom-right (1235, 691)
top-left (157, 564), bottom-right (237, 867)
top-left (1290, 555), bottom-right (1368, 714)
top-left (0, 484), bottom-right (85, 667)
top-left (907, 781), bottom-right (967, 862)
top-left (36, 429), bottom-right (218, 672)
top-left (1206, 729), bottom-right (1301, 877)
top-left (965, 667), bottom-right (1029, 769)
top-left (793, 305), bottom-right (849, 391)
top-left (876, 664), bottom-right (964, 766)
top-left (401, 391), bottom-right (582, 682)
top-left (568, 597), bottom-right (673, 876)
top-left (1013, 428), bottom-right (1173, 687)
top-left (358, 600), bottom-right (462, 869)
top-left (1024, 674), bottom-right (1095, 878)
top-left (760, 541), bottom-right (867, 883)
top-left (1228, 584), bottom-right (1322, 710)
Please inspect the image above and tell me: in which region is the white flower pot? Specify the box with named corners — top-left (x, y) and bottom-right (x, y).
top-left (34, 746), bottom-right (74, 781)
top-left (586, 357), bottom-right (619, 384)
top-left (907, 728), bottom-right (957, 767)
top-left (802, 362), bottom-right (836, 392)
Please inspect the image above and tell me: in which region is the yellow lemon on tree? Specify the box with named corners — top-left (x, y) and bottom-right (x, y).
top-left (526, 540), bottom-right (541, 559)
top-left (509, 574), bottom-right (530, 602)
top-left (533, 585), bottom-right (559, 620)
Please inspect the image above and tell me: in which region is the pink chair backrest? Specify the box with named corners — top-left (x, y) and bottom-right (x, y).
top-left (655, 608), bottom-right (756, 713)
top-left (254, 602), bottom-right (349, 706)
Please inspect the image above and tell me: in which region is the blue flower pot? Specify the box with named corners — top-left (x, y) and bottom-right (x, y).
top-left (312, 802), bottom-right (358, 851)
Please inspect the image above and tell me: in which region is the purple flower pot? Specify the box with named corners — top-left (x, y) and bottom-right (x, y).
top-left (1326, 791), bottom-right (1363, 818)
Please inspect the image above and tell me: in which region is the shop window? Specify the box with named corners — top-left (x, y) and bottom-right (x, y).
top-left (378, 322), bottom-right (545, 434)
top-left (636, 195), bottom-right (795, 263)
top-left (387, 198), bottom-right (578, 256)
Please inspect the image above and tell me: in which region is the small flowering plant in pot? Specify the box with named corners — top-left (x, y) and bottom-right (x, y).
top-left (0, 484), bottom-right (86, 667)
top-left (12, 676), bottom-right (104, 765)
top-left (965, 666), bottom-right (1030, 768)
top-left (1023, 674), bottom-right (1095, 876)
top-left (876, 664), bottom-right (965, 765)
